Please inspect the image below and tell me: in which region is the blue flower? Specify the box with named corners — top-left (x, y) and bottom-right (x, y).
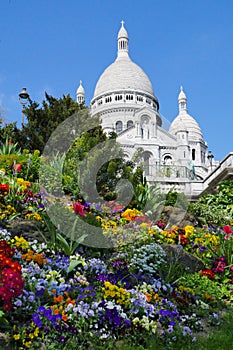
top-left (32, 313), bottom-right (43, 328)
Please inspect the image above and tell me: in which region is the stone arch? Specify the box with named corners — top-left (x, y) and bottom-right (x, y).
top-left (163, 154), bottom-right (173, 165)
top-left (127, 120), bottom-right (133, 128)
top-left (116, 120), bottom-right (123, 133)
top-left (140, 115), bottom-right (150, 139)
top-left (142, 150), bottom-right (153, 176)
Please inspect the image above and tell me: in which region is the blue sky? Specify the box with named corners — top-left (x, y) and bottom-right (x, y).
top-left (0, 0), bottom-right (232, 161)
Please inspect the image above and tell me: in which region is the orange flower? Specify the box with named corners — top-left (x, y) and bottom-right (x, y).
top-left (62, 315), bottom-right (68, 322)
top-left (66, 297), bottom-right (76, 305)
top-left (145, 293), bottom-right (152, 302)
top-left (54, 295), bottom-right (63, 303)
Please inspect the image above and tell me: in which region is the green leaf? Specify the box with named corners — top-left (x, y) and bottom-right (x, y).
top-left (67, 260), bottom-right (82, 274)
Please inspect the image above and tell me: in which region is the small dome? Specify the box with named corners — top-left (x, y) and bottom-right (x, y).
top-left (76, 80), bottom-right (85, 95)
top-left (178, 86), bottom-right (186, 101)
top-left (118, 20), bottom-right (128, 39)
top-left (169, 113), bottom-right (203, 141)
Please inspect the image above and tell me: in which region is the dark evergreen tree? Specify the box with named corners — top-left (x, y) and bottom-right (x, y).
top-left (21, 92), bottom-right (86, 152)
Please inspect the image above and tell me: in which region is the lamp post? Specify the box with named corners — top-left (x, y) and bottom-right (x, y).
top-left (19, 87), bottom-right (30, 128)
top-left (207, 150), bottom-right (214, 171)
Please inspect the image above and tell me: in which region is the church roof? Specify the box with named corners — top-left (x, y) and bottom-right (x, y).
top-left (93, 57), bottom-right (154, 97)
top-left (93, 21), bottom-right (155, 99)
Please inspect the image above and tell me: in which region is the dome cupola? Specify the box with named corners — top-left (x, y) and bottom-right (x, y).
top-left (169, 86), bottom-right (203, 141)
top-left (76, 80), bottom-right (85, 104)
top-left (178, 86), bottom-right (187, 112)
top-left (92, 21), bottom-right (157, 104)
top-left (117, 20), bottom-right (129, 58)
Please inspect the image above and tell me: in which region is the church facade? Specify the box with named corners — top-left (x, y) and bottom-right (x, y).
top-left (76, 22), bottom-right (232, 199)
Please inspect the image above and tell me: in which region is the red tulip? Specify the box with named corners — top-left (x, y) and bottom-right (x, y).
top-left (73, 202), bottom-right (86, 217)
top-left (223, 225), bottom-right (233, 234)
top-left (13, 164), bottom-right (22, 172)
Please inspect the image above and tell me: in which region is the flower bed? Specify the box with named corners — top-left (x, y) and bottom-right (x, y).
top-left (0, 173), bottom-right (233, 349)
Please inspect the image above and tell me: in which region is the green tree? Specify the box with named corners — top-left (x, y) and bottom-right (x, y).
top-left (0, 121), bottom-right (22, 145)
top-left (60, 125), bottom-right (148, 206)
top-left (21, 92), bottom-right (86, 152)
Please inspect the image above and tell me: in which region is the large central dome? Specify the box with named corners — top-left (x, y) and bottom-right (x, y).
top-left (93, 21), bottom-right (155, 99)
top-left (94, 56), bottom-right (154, 98)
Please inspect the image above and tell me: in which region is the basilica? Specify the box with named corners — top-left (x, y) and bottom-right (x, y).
top-left (76, 22), bottom-right (233, 199)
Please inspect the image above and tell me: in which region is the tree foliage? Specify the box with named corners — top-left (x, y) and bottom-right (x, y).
top-left (21, 93), bottom-right (86, 152)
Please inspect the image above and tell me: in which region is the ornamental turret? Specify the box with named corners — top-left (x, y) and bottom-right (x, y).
top-left (76, 80), bottom-right (85, 103)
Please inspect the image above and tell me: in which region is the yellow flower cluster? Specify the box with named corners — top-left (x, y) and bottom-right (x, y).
top-left (11, 235), bottom-right (30, 251)
top-left (96, 216), bottom-right (117, 229)
top-left (25, 212), bottom-right (42, 221)
top-left (160, 229), bottom-right (176, 244)
top-left (184, 225), bottom-right (195, 238)
top-left (177, 285), bottom-right (195, 295)
top-left (17, 178), bottom-right (31, 191)
top-left (0, 168), bottom-right (6, 176)
top-left (133, 316), bottom-right (157, 333)
top-left (75, 271), bottom-right (89, 286)
top-left (102, 281), bottom-right (130, 305)
top-left (0, 204), bottom-right (16, 220)
top-left (45, 270), bottom-right (65, 283)
top-left (136, 282), bottom-right (160, 303)
top-left (121, 208), bottom-right (143, 221)
top-left (194, 233), bottom-right (219, 247)
top-left (12, 323), bottom-right (40, 348)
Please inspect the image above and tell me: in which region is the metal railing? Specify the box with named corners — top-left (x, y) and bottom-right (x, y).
top-left (145, 164), bottom-right (195, 180)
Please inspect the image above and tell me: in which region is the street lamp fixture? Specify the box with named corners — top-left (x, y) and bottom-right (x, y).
top-left (19, 87), bottom-right (30, 128)
top-left (207, 150), bottom-right (214, 171)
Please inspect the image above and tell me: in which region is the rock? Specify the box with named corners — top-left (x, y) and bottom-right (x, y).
top-left (162, 244), bottom-right (205, 273)
top-left (153, 205), bottom-right (198, 228)
top-left (8, 219), bottom-right (46, 243)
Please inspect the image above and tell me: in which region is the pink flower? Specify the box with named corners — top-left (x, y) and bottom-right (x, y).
top-left (13, 164), bottom-right (22, 172)
top-left (223, 225), bottom-right (233, 234)
top-left (73, 202), bottom-right (86, 217)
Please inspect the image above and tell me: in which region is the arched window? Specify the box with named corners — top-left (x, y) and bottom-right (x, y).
top-left (116, 121), bottom-right (123, 133)
top-left (143, 151), bottom-right (152, 176)
top-left (192, 149), bottom-right (196, 161)
top-left (127, 120), bottom-right (133, 128)
top-left (163, 155), bottom-right (172, 165)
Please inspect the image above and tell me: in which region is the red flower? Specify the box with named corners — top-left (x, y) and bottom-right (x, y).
top-left (73, 202), bottom-right (86, 217)
top-left (13, 163), bottom-right (22, 172)
top-left (178, 234), bottom-right (189, 246)
top-left (8, 141), bottom-right (12, 146)
top-left (223, 225), bottom-right (233, 234)
top-left (202, 269), bottom-right (216, 279)
top-left (0, 242), bottom-right (24, 311)
top-left (0, 184), bottom-right (9, 193)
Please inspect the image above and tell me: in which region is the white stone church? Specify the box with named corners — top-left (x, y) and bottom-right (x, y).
top-left (76, 22), bottom-right (233, 199)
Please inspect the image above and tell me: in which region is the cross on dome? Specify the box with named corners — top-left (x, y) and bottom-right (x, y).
top-left (117, 20), bottom-right (129, 58)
